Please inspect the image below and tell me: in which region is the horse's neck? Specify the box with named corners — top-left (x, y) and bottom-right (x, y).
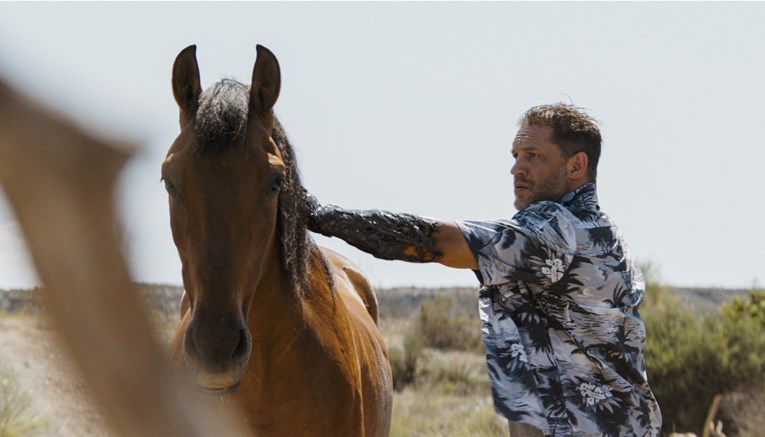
top-left (248, 246), bottom-right (293, 318)
top-left (247, 241), bottom-right (331, 344)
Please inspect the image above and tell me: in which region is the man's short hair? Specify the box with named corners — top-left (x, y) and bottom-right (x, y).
top-left (519, 103), bottom-right (602, 181)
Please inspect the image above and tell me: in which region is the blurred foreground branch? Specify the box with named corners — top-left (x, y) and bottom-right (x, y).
top-left (0, 78), bottom-right (248, 436)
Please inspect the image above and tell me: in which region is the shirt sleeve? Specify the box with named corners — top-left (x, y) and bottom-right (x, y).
top-left (458, 202), bottom-right (577, 288)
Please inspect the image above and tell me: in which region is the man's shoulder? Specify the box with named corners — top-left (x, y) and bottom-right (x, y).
top-left (513, 201), bottom-right (583, 252)
top-left (459, 203), bottom-right (579, 255)
top-left (515, 200), bottom-right (576, 229)
top-left (460, 201), bottom-right (578, 239)
top-left (518, 200), bottom-right (567, 215)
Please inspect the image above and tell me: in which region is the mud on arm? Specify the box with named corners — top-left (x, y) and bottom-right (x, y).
top-left (307, 200), bottom-right (444, 263)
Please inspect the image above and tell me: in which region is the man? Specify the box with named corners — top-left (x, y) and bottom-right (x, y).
top-left (307, 104), bottom-right (662, 436)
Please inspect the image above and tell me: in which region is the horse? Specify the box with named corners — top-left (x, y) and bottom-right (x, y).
top-left (163, 45), bottom-right (393, 436)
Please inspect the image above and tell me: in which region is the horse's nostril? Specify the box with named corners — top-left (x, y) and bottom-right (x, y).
top-left (232, 329), bottom-right (251, 361)
top-left (185, 324), bottom-right (250, 365)
top-left (184, 326), bottom-right (202, 360)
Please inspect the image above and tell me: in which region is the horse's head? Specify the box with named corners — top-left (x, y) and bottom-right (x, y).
top-left (162, 45), bottom-right (284, 393)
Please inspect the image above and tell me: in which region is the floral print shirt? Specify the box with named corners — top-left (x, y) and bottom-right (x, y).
top-left (459, 183), bottom-right (661, 436)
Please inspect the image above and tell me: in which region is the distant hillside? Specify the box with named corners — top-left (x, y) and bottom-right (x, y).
top-left (0, 283), bottom-right (184, 316)
top-left (0, 283), bottom-right (751, 317)
top-left (664, 286), bottom-right (751, 314)
top-left (376, 286), bottom-right (477, 319)
top-left (377, 285), bottom-right (752, 319)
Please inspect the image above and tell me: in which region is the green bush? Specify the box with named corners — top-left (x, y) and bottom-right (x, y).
top-left (644, 284), bottom-right (765, 435)
top-left (723, 289), bottom-right (765, 326)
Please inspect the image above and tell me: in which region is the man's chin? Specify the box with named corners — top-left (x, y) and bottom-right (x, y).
top-left (513, 187), bottom-right (533, 210)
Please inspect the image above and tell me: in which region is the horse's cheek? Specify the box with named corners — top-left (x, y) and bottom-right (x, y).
top-left (169, 203), bottom-right (190, 253)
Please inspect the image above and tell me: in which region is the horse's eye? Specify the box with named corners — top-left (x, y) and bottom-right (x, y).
top-left (163, 178), bottom-right (179, 195)
top-left (270, 177), bottom-right (284, 193)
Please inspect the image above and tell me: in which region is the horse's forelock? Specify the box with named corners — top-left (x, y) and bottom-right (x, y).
top-left (194, 79), bottom-right (248, 153)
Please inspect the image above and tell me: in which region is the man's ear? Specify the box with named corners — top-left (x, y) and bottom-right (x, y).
top-left (568, 151), bottom-right (589, 180)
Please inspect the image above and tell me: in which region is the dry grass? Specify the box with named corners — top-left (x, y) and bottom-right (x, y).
top-left (391, 388), bottom-right (506, 437)
top-left (388, 334), bottom-right (505, 436)
top-left (0, 363), bottom-right (39, 437)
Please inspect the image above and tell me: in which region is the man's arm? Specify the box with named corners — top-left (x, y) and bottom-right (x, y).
top-left (307, 199), bottom-right (478, 270)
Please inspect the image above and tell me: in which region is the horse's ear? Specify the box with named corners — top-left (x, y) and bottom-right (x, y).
top-left (172, 45), bottom-right (202, 124)
top-left (249, 45), bottom-right (281, 115)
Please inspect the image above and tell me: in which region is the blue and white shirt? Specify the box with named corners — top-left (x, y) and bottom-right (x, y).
top-left (459, 183), bottom-right (661, 436)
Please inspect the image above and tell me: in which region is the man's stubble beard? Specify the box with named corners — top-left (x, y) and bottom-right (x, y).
top-left (514, 164), bottom-right (570, 210)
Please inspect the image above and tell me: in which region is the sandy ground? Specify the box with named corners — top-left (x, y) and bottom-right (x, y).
top-left (0, 314), bottom-right (111, 436)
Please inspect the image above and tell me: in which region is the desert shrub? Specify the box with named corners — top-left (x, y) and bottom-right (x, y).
top-left (0, 364), bottom-right (35, 437)
top-left (389, 292), bottom-right (485, 390)
top-left (388, 334), bottom-right (424, 391)
top-left (644, 284), bottom-right (765, 435)
top-left (410, 295), bottom-right (482, 352)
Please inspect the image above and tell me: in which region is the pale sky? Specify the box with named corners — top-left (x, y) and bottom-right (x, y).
top-left (0, 2), bottom-right (763, 290)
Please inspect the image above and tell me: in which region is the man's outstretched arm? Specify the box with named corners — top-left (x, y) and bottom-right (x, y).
top-left (307, 198), bottom-right (478, 270)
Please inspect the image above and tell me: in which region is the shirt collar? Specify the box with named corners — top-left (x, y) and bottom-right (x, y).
top-left (560, 182), bottom-right (599, 210)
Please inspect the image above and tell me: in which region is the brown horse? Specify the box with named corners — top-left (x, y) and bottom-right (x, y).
top-left (163, 45), bottom-right (392, 436)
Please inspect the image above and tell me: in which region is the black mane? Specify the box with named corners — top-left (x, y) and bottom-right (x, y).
top-left (271, 117), bottom-right (334, 296)
top-left (195, 79), bottom-right (331, 296)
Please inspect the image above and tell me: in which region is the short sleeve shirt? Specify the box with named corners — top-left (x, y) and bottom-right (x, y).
top-left (459, 183), bottom-right (662, 436)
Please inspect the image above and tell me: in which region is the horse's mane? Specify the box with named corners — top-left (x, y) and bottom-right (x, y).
top-left (195, 79), bottom-right (333, 297)
top-left (271, 118), bottom-right (335, 297)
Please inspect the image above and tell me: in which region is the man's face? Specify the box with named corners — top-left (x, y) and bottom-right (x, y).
top-left (511, 125), bottom-right (571, 210)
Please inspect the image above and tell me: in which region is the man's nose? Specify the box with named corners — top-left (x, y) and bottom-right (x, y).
top-left (511, 159), bottom-right (526, 177)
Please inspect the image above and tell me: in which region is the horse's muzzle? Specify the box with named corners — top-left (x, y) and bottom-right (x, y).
top-left (182, 323), bottom-right (252, 392)
top-left (194, 373), bottom-right (242, 396)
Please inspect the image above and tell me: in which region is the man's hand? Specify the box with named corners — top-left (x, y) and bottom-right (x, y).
top-left (302, 190), bottom-right (323, 233)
